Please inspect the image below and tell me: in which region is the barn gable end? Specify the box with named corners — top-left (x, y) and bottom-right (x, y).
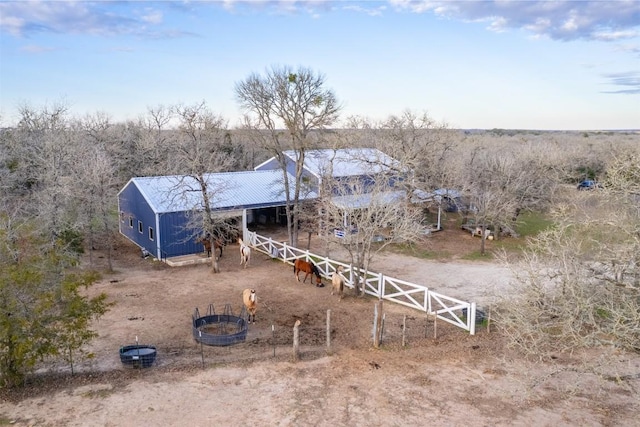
top-left (118, 179), bottom-right (159, 258)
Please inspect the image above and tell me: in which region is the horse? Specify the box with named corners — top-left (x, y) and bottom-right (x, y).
top-left (242, 288), bottom-right (258, 324)
top-left (331, 266), bottom-right (345, 300)
top-left (238, 238), bottom-right (251, 268)
top-left (196, 236), bottom-right (224, 258)
top-left (294, 259), bottom-right (323, 287)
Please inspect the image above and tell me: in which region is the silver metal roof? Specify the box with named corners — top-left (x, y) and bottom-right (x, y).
top-left (283, 148), bottom-right (400, 178)
top-left (127, 170), bottom-right (316, 214)
top-left (330, 190), bottom-right (408, 210)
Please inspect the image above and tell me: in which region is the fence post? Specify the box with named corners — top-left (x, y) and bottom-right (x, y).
top-left (424, 315), bottom-right (428, 338)
top-left (326, 309), bottom-right (331, 351)
top-left (268, 237), bottom-right (275, 258)
top-left (433, 312), bottom-right (438, 339)
top-left (293, 319), bottom-right (301, 360)
top-left (402, 315), bottom-right (407, 347)
top-left (373, 300), bottom-right (384, 348)
top-left (469, 302), bottom-right (477, 335)
top-left (378, 272), bottom-right (384, 299)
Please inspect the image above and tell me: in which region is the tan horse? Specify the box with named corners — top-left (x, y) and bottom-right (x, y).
top-left (331, 266), bottom-right (345, 300)
top-left (242, 288), bottom-right (257, 323)
top-left (238, 238), bottom-right (251, 268)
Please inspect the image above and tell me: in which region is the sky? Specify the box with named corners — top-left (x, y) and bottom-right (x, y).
top-left (0, 0), bottom-right (639, 130)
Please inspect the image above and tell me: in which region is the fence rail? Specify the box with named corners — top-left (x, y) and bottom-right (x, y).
top-left (247, 231), bottom-right (478, 335)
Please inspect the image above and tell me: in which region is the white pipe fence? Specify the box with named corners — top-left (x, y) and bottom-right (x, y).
top-left (247, 231), bottom-right (478, 335)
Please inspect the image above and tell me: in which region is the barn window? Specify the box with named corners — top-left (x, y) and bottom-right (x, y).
top-left (138, 221), bottom-right (143, 233)
top-left (129, 216), bottom-right (133, 228)
top-left (120, 211), bottom-right (125, 222)
top-left (148, 227), bottom-right (154, 241)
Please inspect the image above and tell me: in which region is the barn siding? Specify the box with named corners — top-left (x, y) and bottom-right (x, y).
top-left (158, 211), bottom-right (202, 259)
top-left (330, 175), bottom-right (379, 196)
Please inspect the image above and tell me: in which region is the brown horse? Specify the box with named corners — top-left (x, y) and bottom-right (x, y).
top-left (197, 236), bottom-right (224, 258)
top-left (294, 259), bottom-right (323, 287)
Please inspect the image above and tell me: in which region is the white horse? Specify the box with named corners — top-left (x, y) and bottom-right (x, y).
top-left (238, 238), bottom-right (251, 268)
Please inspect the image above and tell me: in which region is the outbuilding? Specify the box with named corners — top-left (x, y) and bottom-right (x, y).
top-left (118, 148), bottom-right (412, 262)
top-left (118, 169), bottom-right (315, 261)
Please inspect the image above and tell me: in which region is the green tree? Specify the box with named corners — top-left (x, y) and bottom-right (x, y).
top-left (0, 219), bottom-right (111, 388)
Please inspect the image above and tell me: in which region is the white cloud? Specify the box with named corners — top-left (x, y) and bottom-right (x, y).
top-left (390, 0), bottom-right (640, 42)
top-left (0, 0), bottom-right (180, 38)
top-left (141, 10), bottom-right (163, 25)
top-left (614, 43), bottom-right (640, 55)
top-left (594, 30), bottom-right (640, 42)
top-left (0, 16), bottom-right (26, 37)
top-left (20, 44), bottom-right (59, 53)
top-left (601, 71), bottom-right (640, 94)
top-left (342, 4), bottom-right (385, 17)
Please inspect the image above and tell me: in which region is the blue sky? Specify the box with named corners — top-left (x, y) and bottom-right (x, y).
top-left (1, 0), bottom-right (638, 130)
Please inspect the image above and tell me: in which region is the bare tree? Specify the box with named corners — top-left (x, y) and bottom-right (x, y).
top-left (75, 143), bottom-right (119, 270)
top-left (461, 142), bottom-right (558, 254)
top-left (235, 65), bottom-right (341, 247)
top-left (495, 210), bottom-right (640, 358)
top-left (168, 102), bottom-right (236, 273)
top-left (494, 150), bottom-right (640, 358)
top-left (319, 172), bottom-right (424, 297)
top-left (10, 102), bottom-right (83, 248)
top-left (603, 148), bottom-right (640, 200)
top-left (376, 110), bottom-right (458, 192)
top-left (74, 112), bottom-right (126, 269)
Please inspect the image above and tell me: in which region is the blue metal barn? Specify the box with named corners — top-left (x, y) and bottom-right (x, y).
top-left (118, 148), bottom-right (409, 261)
top-left (118, 169), bottom-right (315, 260)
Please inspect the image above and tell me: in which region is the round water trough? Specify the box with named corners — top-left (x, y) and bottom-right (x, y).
top-left (119, 344), bottom-right (157, 368)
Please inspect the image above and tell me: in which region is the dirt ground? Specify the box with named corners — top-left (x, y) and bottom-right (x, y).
top-left (1, 224), bottom-right (639, 427)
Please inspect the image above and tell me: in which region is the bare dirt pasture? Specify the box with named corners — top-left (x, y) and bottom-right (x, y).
top-left (1, 230), bottom-right (639, 427)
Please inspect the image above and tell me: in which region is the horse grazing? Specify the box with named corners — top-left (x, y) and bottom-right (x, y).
top-left (242, 288), bottom-right (258, 323)
top-left (197, 236), bottom-right (224, 258)
top-left (238, 238), bottom-right (251, 268)
top-left (331, 266), bottom-right (346, 300)
top-left (294, 259), bottom-right (323, 287)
